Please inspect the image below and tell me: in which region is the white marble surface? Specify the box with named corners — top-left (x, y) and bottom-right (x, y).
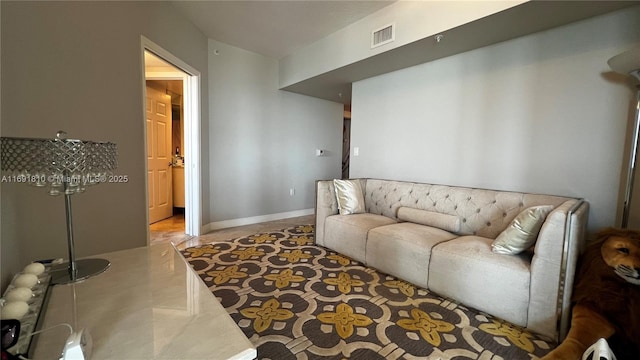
top-left (31, 243), bottom-right (256, 360)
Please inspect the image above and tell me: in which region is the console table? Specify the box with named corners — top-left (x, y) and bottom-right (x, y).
top-left (31, 243), bottom-right (256, 359)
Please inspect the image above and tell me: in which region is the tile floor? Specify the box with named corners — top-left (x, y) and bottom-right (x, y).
top-left (150, 213), bottom-right (315, 250)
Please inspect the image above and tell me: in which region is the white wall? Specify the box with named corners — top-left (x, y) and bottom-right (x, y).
top-left (1, 1), bottom-right (210, 290)
top-left (208, 39), bottom-right (343, 224)
top-left (350, 7), bottom-right (640, 232)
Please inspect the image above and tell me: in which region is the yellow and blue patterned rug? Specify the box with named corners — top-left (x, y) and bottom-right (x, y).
top-left (181, 225), bottom-right (554, 359)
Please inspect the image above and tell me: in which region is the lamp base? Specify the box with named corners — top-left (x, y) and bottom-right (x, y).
top-left (50, 258), bottom-right (111, 285)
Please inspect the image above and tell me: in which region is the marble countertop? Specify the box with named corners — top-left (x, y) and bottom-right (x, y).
top-left (31, 243), bottom-right (256, 360)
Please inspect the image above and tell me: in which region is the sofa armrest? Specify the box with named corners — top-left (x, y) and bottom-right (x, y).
top-left (315, 180), bottom-right (339, 246)
top-left (557, 200), bottom-right (588, 340)
top-left (527, 199), bottom-right (589, 341)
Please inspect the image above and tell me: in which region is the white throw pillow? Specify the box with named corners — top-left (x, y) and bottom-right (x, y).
top-left (333, 179), bottom-right (365, 215)
top-left (491, 205), bottom-right (554, 255)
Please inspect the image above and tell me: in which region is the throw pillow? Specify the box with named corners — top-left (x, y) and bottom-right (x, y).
top-left (333, 179), bottom-right (365, 215)
top-left (397, 207), bottom-right (460, 233)
top-left (491, 205), bottom-right (554, 255)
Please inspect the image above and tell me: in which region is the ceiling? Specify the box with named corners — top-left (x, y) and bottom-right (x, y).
top-left (170, 0), bottom-right (395, 59)
top-left (279, 0), bottom-right (639, 103)
top-left (144, 52), bottom-right (184, 100)
top-left (169, 1), bottom-right (637, 104)
top-left (144, 51), bottom-right (175, 69)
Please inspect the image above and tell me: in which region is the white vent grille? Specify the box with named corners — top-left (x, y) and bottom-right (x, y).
top-left (371, 23), bottom-right (395, 48)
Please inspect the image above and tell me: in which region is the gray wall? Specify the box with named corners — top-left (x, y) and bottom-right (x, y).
top-left (350, 7), bottom-right (640, 232)
top-left (1, 1), bottom-right (210, 291)
top-left (208, 39), bottom-right (343, 222)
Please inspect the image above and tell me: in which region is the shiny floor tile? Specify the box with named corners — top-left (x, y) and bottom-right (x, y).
top-left (150, 214), bottom-right (315, 250)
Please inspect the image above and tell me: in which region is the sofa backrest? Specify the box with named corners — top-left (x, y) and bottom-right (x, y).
top-left (363, 178), bottom-right (572, 239)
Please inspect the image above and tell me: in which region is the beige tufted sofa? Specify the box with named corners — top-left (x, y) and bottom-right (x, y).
top-left (315, 178), bottom-right (589, 341)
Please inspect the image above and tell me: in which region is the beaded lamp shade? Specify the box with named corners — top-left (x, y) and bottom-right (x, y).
top-left (1, 131), bottom-right (117, 195)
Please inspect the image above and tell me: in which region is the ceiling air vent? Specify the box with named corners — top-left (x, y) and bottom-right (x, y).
top-left (371, 23), bottom-right (395, 49)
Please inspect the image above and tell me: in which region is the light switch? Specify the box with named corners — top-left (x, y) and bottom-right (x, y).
top-left (353, 147), bottom-right (359, 156)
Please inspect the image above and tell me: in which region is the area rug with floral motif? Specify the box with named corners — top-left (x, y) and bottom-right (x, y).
top-left (181, 225), bottom-right (554, 360)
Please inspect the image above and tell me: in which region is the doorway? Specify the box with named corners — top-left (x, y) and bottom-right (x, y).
top-left (142, 37), bottom-right (202, 243)
top-left (342, 105), bottom-right (351, 179)
top-left (146, 79), bottom-right (184, 224)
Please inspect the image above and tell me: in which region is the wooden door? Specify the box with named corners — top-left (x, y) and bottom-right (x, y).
top-left (146, 85), bottom-right (173, 223)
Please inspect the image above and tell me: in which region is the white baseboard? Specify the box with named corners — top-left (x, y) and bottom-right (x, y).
top-left (202, 208), bottom-right (314, 234)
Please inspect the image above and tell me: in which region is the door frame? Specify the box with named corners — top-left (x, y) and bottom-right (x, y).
top-left (141, 36), bottom-right (202, 239)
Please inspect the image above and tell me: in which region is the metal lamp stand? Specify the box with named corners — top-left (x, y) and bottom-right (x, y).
top-left (50, 177), bottom-right (111, 285)
top-left (608, 47), bottom-right (640, 228)
top-left (621, 86), bottom-right (640, 228)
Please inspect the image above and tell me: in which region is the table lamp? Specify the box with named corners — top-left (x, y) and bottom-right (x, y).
top-left (1, 131), bottom-right (118, 284)
top-left (608, 47), bottom-right (640, 228)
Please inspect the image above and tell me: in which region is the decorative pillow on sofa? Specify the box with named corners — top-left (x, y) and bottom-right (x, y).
top-left (397, 207), bottom-right (460, 233)
top-left (333, 179), bottom-right (365, 215)
top-left (491, 205), bottom-right (554, 255)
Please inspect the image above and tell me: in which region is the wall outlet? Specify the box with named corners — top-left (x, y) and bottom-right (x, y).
top-left (289, 188), bottom-right (295, 196)
top-left (353, 147), bottom-right (360, 156)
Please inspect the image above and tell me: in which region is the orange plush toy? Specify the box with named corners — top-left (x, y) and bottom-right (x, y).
top-left (542, 228), bottom-right (640, 360)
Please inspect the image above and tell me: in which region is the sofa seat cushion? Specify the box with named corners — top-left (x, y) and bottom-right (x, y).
top-left (366, 223), bottom-right (457, 289)
top-left (428, 236), bottom-right (532, 327)
top-left (324, 213), bottom-right (397, 263)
